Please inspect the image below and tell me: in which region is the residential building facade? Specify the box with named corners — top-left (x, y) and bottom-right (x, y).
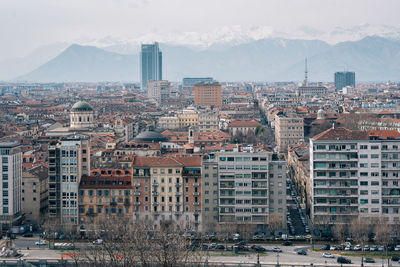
top-left (0, 141), bottom-right (22, 229)
top-left (275, 113), bottom-right (304, 152)
top-left (310, 127), bottom-right (400, 226)
top-left (194, 82), bottom-right (222, 108)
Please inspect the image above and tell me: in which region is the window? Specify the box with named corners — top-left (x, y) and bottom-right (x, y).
top-left (360, 163), bottom-right (368, 168)
top-left (371, 199), bottom-right (379, 204)
top-left (360, 154), bottom-right (368, 159)
top-left (360, 190), bottom-right (368, 195)
top-left (371, 154), bottom-right (379, 159)
top-left (371, 181), bottom-right (379, 186)
top-left (360, 181), bottom-right (368, 186)
top-left (360, 145), bottom-right (368, 149)
top-left (371, 145), bottom-right (379, 149)
top-left (360, 199), bottom-right (368, 204)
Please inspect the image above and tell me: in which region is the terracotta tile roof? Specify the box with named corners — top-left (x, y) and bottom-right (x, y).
top-left (80, 175), bottom-right (133, 189)
top-left (133, 155), bottom-right (202, 168)
top-left (313, 127), bottom-right (400, 141)
top-left (228, 120), bottom-right (261, 128)
top-left (312, 127), bottom-right (367, 141)
top-left (367, 130), bottom-right (400, 140)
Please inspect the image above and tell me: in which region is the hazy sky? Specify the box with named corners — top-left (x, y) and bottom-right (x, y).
top-left (1, 0), bottom-right (400, 60)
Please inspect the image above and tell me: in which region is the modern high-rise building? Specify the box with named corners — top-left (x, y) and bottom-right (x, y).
top-left (48, 134), bottom-right (90, 225)
top-left (194, 82), bottom-right (222, 108)
top-left (334, 71), bottom-right (355, 91)
top-left (140, 42), bottom-right (162, 91)
top-left (0, 141), bottom-right (22, 229)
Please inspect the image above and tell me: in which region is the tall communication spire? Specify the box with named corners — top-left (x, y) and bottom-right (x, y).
top-left (303, 58), bottom-right (308, 86)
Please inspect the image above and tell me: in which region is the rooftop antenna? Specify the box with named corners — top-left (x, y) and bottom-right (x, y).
top-left (303, 58), bottom-right (308, 86)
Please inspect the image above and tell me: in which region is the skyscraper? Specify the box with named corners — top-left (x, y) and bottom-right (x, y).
top-left (0, 141), bottom-right (22, 229)
top-left (140, 42), bottom-right (162, 91)
top-left (334, 71), bottom-right (355, 91)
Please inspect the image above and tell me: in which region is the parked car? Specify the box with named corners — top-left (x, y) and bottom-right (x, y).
top-left (392, 256), bottom-right (400, 262)
top-left (364, 258), bottom-right (375, 263)
top-left (330, 245), bottom-right (337, 251)
top-left (370, 245), bottom-right (378, 251)
top-left (395, 245), bottom-right (400, 251)
top-left (282, 241), bottom-right (292, 246)
top-left (232, 233), bottom-right (240, 241)
top-left (216, 245), bottom-right (226, 250)
top-left (92, 239), bottom-right (103, 245)
top-left (363, 245), bottom-right (370, 251)
top-left (337, 257), bottom-right (352, 264)
top-left (272, 247), bottom-right (282, 253)
top-left (353, 245), bottom-right (361, 251)
top-left (209, 243), bottom-right (217, 250)
top-left (297, 249), bottom-right (307, 255)
top-left (35, 240), bottom-right (48, 246)
top-left (321, 244), bottom-right (330, 250)
top-left (323, 252), bottom-right (335, 258)
top-left (378, 245), bottom-right (384, 251)
top-left (22, 232), bottom-right (33, 237)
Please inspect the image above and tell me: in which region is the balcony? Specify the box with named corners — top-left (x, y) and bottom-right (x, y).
top-left (193, 182), bottom-right (200, 187)
top-left (110, 201), bottom-right (117, 206)
top-left (86, 212), bottom-right (97, 216)
top-left (174, 183), bottom-right (182, 187)
top-left (174, 211), bottom-right (182, 216)
top-left (152, 182), bottom-right (159, 187)
top-left (175, 192), bottom-right (182, 196)
top-left (194, 211), bottom-right (200, 216)
top-left (153, 202), bottom-right (160, 206)
top-left (175, 202), bottom-right (182, 206)
top-left (193, 202), bottom-right (200, 206)
top-left (133, 202), bottom-right (141, 206)
top-left (193, 192), bottom-right (200, 196)
top-left (134, 182), bottom-right (141, 187)
top-left (152, 191), bottom-right (159, 196)
top-left (134, 191), bottom-right (141, 196)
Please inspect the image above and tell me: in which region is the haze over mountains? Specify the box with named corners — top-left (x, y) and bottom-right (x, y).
top-left (3, 24), bottom-right (400, 82)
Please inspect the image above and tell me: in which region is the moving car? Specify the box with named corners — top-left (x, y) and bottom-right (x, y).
top-left (364, 258), bottom-right (375, 263)
top-left (297, 249), bottom-right (307, 255)
top-left (337, 257), bottom-right (352, 264)
top-left (272, 247), bottom-right (282, 253)
top-left (22, 232), bottom-right (33, 237)
top-left (322, 252), bottom-right (335, 258)
top-left (282, 241), bottom-right (292, 246)
top-left (35, 240), bottom-right (48, 246)
top-left (251, 245), bottom-right (266, 252)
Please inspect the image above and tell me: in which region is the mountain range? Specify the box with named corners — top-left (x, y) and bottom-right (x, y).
top-left (13, 36), bottom-right (400, 82)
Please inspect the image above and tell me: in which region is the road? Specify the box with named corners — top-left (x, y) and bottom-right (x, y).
top-left (7, 236), bottom-right (400, 266)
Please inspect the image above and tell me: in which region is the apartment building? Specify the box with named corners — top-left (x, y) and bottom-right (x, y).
top-left (22, 165), bottom-right (48, 226)
top-left (78, 171), bottom-right (134, 226)
top-left (206, 148), bottom-right (287, 232)
top-left (147, 80), bottom-right (171, 106)
top-left (0, 141), bottom-right (22, 229)
top-left (48, 134), bottom-right (90, 225)
top-left (194, 82), bottom-right (222, 108)
top-left (132, 155), bottom-right (202, 230)
top-left (201, 157), bottom-right (219, 231)
top-left (275, 113), bottom-right (304, 152)
top-left (158, 108), bottom-right (219, 131)
top-left (310, 126), bottom-right (400, 226)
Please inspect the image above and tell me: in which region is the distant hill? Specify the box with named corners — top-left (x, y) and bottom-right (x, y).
top-left (16, 44), bottom-right (139, 82)
top-left (15, 37), bottom-right (400, 82)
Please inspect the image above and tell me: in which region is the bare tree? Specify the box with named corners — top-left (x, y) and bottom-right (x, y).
top-left (76, 217), bottom-right (207, 266)
top-left (333, 223), bottom-right (348, 244)
top-left (374, 217), bottom-right (394, 256)
top-left (268, 214), bottom-right (283, 238)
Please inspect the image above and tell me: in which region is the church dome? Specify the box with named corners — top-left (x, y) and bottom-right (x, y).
top-left (71, 101), bottom-right (93, 112)
top-left (133, 131), bottom-right (168, 142)
top-left (317, 108), bottom-right (326, 120)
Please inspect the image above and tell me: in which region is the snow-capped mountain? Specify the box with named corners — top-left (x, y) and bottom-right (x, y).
top-left (73, 24), bottom-right (400, 54)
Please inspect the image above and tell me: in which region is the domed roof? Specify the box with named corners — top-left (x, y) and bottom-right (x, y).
top-left (317, 108), bottom-right (326, 119)
top-left (71, 101), bottom-right (93, 112)
top-left (133, 130), bottom-right (168, 142)
top-left (317, 108), bottom-right (325, 115)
